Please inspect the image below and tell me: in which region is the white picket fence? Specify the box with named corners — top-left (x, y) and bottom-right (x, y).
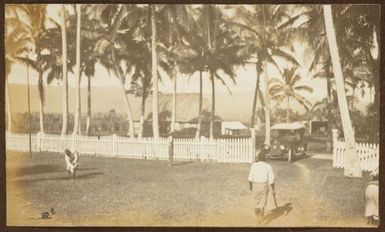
top-left (174, 137), bottom-right (253, 163)
top-left (6, 132), bottom-right (253, 163)
top-left (333, 140), bottom-right (379, 172)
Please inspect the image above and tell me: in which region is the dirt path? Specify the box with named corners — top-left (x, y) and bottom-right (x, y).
top-left (214, 157), bottom-right (369, 227)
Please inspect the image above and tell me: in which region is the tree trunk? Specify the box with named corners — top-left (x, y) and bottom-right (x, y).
top-left (27, 61), bottom-right (32, 158)
top-left (250, 64), bottom-right (261, 128)
top-left (6, 77), bottom-right (12, 132)
top-left (263, 63), bottom-right (271, 146)
top-left (326, 61), bottom-right (333, 151)
top-left (195, 70), bottom-right (203, 139)
top-left (138, 83), bottom-right (146, 138)
top-left (286, 96), bottom-right (290, 123)
top-left (151, 5), bottom-right (160, 138)
top-left (85, 74), bottom-right (91, 135)
top-left (209, 71), bottom-right (215, 139)
top-left (38, 71), bottom-right (44, 133)
top-left (60, 4), bottom-right (68, 135)
top-left (171, 64), bottom-right (177, 133)
top-left (115, 68), bottom-right (135, 137)
top-left (110, 47), bottom-right (135, 137)
top-left (323, 5), bottom-right (360, 177)
top-left (73, 4), bottom-right (82, 135)
top-left (262, 5), bottom-right (270, 146)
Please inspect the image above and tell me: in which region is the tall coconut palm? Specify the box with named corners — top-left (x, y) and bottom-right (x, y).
top-left (196, 71), bottom-right (203, 138)
top-left (176, 5), bottom-right (248, 139)
top-left (150, 4), bottom-right (160, 138)
top-left (323, 5), bottom-right (360, 177)
top-left (287, 4), bottom-right (379, 149)
top-left (226, 5), bottom-right (300, 145)
top-left (269, 67), bottom-right (313, 123)
top-left (87, 4), bottom-right (138, 137)
top-left (60, 4), bottom-right (69, 135)
top-left (4, 8), bottom-right (32, 132)
top-left (124, 37), bottom-right (152, 138)
top-left (73, 4), bottom-right (82, 135)
top-left (156, 5), bottom-right (194, 134)
top-left (207, 5), bottom-right (216, 139)
top-left (57, 8), bottom-right (101, 135)
top-left (250, 62), bottom-right (263, 128)
top-left (6, 4), bottom-right (49, 134)
top-left (165, 6), bottom-right (207, 139)
top-left (82, 44), bottom-right (98, 135)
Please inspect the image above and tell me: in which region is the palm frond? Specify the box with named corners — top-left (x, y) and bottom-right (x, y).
top-left (294, 85), bottom-right (314, 93)
top-left (292, 93), bottom-right (312, 110)
top-left (214, 72), bottom-right (233, 95)
top-left (270, 47), bottom-right (301, 67)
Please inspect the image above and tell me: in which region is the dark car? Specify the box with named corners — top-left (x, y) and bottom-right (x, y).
top-left (266, 123), bottom-right (307, 162)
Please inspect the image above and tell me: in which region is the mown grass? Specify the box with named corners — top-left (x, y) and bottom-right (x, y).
top-left (6, 151), bottom-right (368, 227)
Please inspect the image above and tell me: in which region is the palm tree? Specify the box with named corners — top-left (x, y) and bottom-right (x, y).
top-left (150, 4), bottom-right (160, 138)
top-left (53, 7), bottom-right (101, 135)
top-left (227, 5), bottom-right (300, 145)
top-left (207, 5), bottom-right (216, 139)
top-left (165, 6), bottom-right (206, 139)
top-left (196, 71), bottom-right (203, 138)
top-left (60, 4), bottom-right (69, 135)
top-left (175, 48), bottom-right (206, 139)
top-left (88, 4), bottom-right (138, 137)
top-left (156, 5), bottom-right (194, 134)
top-left (73, 4), bottom-right (82, 135)
top-left (176, 5), bottom-right (248, 139)
top-left (4, 7), bottom-right (32, 132)
top-left (269, 68), bottom-right (313, 123)
top-left (6, 5), bottom-right (49, 134)
top-left (124, 38), bottom-right (152, 138)
top-left (323, 5), bottom-right (359, 177)
top-left (250, 61), bottom-right (263, 128)
top-left (82, 40), bottom-right (98, 135)
top-left (289, 4), bottom-right (379, 149)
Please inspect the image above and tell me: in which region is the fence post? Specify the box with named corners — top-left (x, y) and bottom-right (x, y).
top-left (251, 128), bottom-right (256, 162)
top-left (168, 135), bottom-right (174, 166)
top-left (37, 132), bottom-right (41, 152)
top-left (332, 129), bottom-right (339, 167)
top-left (72, 133), bottom-right (76, 151)
top-left (112, 134), bottom-right (117, 157)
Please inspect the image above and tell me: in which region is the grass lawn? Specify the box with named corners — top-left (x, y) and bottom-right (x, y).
top-left (6, 151), bottom-right (370, 227)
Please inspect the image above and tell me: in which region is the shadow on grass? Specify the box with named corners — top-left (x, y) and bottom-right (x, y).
top-left (262, 202), bottom-right (293, 224)
top-left (171, 161), bottom-right (195, 166)
top-left (12, 164), bottom-right (63, 177)
top-left (15, 172), bottom-right (104, 183)
top-left (11, 165), bottom-right (97, 178)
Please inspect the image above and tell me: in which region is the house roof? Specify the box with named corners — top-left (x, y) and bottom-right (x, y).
top-left (134, 93), bottom-right (213, 122)
top-left (222, 121), bottom-right (248, 130)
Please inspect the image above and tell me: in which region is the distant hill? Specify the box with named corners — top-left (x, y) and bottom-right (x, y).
top-left (9, 84), bottom-right (214, 122)
top-left (9, 83), bottom-right (326, 124)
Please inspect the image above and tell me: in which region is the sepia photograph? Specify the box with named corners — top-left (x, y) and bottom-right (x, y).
top-left (4, 3), bottom-right (380, 227)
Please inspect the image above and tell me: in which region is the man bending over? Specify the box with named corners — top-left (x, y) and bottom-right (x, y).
top-left (64, 149), bottom-right (79, 179)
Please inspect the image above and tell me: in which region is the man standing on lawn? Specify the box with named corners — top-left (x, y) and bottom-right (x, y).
top-left (248, 146), bottom-right (276, 222)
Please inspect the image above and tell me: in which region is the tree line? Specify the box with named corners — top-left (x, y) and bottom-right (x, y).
top-left (5, 5), bottom-right (379, 168)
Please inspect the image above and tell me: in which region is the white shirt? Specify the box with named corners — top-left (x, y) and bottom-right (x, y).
top-left (248, 161), bottom-right (274, 184)
top-left (65, 151), bottom-right (79, 169)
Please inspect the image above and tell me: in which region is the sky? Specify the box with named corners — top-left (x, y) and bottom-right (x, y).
top-left (6, 4), bottom-right (374, 111)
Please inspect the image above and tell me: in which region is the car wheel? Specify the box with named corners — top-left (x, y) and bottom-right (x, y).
top-left (288, 148), bottom-right (295, 162)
